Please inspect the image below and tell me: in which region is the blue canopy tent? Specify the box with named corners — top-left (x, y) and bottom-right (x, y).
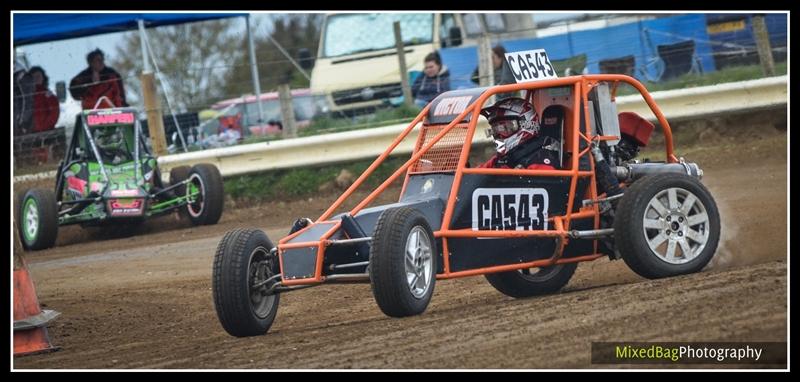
top-left (13, 13), bottom-right (246, 46)
top-left (13, 12), bottom-right (267, 152)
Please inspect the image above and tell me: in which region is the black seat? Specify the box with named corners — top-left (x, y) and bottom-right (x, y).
top-left (599, 55), bottom-right (636, 77)
top-left (539, 105), bottom-right (565, 168)
top-left (658, 39), bottom-right (697, 81)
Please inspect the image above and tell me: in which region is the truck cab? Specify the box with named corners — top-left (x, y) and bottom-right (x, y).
top-left (310, 13), bottom-right (534, 115)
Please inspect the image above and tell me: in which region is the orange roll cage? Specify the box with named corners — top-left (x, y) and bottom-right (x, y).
top-left (278, 74), bottom-right (677, 286)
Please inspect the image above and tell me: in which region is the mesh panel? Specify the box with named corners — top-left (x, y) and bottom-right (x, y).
top-left (409, 124), bottom-right (469, 173)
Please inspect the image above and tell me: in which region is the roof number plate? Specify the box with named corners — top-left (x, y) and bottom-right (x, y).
top-left (505, 49), bottom-right (558, 83)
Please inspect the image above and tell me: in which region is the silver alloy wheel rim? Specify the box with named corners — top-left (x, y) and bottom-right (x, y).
top-left (404, 226), bottom-right (433, 299)
top-left (248, 246), bottom-right (276, 319)
top-left (642, 187), bottom-right (710, 265)
top-left (24, 200), bottom-right (39, 241)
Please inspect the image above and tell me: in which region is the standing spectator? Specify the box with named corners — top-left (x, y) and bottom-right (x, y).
top-left (411, 51), bottom-right (451, 107)
top-left (27, 66), bottom-right (60, 133)
top-left (471, 44), bottom-right (517, 100)
top-left (69, 48), bottom-right (128, 110)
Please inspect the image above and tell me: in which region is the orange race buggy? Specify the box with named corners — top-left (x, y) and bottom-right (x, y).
top-left (212, 74), bottom-right (720, 337)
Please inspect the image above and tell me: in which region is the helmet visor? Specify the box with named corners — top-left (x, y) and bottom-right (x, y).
top-left (490, 118), bottom-right (520, 139)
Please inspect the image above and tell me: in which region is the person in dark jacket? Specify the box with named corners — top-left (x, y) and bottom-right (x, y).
top-left (69, 48), bottom-right (128, 110)
top-left (411, 51), bottom-right (451, 107)
top-left (471, 44), bottom-right (517, 100)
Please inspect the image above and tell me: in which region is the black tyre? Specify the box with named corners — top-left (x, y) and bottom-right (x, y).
top-left (485, 262), bottom-right (577, 298)
top-left (17, 189), bottom-right (59, 251)
top-left (369, 207), bottom-right (437, 317)
top-left (168, 165), bottom-right (191, 197)
top-left (614, 173), bottom-right (720, 279)
top-left (212, 228), bottom-right (280, 337)
top-left (185, 164), bottom-right (224, 225)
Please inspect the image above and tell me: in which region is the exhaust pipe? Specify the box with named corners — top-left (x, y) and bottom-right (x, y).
top-left (613, 161), bottom-right (703, 182)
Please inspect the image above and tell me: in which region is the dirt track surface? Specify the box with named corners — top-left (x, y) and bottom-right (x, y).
top-left (14, 128), bottom-right (787, 369)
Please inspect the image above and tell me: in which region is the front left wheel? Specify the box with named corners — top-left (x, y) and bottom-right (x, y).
top-left (212, 228), bottom-right (280, 337)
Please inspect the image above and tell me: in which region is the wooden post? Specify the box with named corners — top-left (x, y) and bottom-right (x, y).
top-left (477, 34), bottom-right (494, 87)
top-left (478, 34), bottom-right (495, 104)
top-left (279, 84), bottom-right (297, 138)
top-left (752, 14), bottom-right (775, 77)
top-left (394, 21), bottom-right (413, 107)
top-left (140, 72), bottom-right (167, 155)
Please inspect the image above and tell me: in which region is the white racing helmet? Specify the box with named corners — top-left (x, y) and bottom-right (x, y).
top-left (481, 97), bottom-right (540, 155)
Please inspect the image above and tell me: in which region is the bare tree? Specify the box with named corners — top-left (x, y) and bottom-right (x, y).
top-left (223, 14), bottom-right (323, 97)
top-left (110, 19), bottom-right (246, 112)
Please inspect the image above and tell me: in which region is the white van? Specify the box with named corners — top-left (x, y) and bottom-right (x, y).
top-left (310, 13), bottom-right (534, 115)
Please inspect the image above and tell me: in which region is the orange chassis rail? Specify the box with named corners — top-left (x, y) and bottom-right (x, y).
top-left (278, 74), bottom-right (678, 286)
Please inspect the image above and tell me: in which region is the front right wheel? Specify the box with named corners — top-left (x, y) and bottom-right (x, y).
top-left (369, 207), bottom-right (437, 318)
top-left (614, 173), bottom-right (721, 279)
top-left (17, 189), bottom-right (59, 251)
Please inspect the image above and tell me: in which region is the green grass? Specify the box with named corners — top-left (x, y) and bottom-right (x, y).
top-left (617, 61), bottom-right (787, 96)
top-left (299, 103), bottom-right (422, 137)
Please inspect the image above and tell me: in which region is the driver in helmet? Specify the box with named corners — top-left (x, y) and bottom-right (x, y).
top-left (478, 97), bottom-right (559, 170)
top-left (94, 126), bottom-right (130, 164)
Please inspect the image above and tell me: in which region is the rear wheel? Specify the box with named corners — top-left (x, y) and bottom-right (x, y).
top-left (369, 207), bottom-right (437, 317)
top-left (485, 263), bottom-right (577, 298)
top-left (212, 228), bottom-right (280, 337)
top-left (185, 164), bottom-right (224, 225)
top-left (614, 173), bottom-right (720, 279)
top-left (17, 189), bottom-right (59, 250)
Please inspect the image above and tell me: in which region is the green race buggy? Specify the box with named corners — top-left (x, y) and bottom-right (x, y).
top-left (16, 107), bottom-right (225, 250)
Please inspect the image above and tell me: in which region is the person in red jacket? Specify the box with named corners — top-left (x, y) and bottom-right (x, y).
top-left (478, 97), bottom-right (559, 170)
top-left (27, 66), bottom-right (60, 133)
top-left (69, 48), bottom-right (128, 110)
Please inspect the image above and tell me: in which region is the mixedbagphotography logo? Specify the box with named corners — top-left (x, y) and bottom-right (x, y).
top-left (591, 342), bottom-right (787, 365)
